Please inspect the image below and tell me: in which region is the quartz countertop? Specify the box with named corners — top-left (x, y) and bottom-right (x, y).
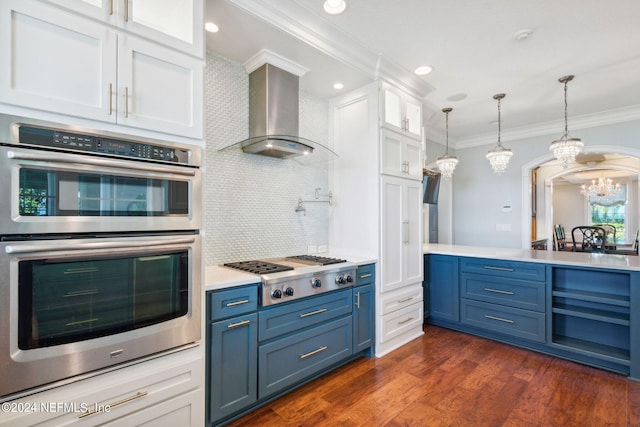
top-left (424, 243), bottom-right (640, 272)
top-left (205, 255), bottom-right (378, 292)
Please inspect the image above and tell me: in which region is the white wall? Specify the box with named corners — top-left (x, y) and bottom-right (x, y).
top-left (552, 182), bottom-right (588, 241)
top-left (452, 119), bottom-right (640, 248)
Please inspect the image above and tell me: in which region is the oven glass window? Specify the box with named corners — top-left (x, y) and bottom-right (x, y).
top-left (18, 250), bottom-right (189, 349)
top-left (19, 168), bottom-right (188, 217)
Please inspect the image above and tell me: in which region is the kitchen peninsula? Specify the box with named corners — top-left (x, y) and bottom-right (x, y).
top-left (423, 243), bottom-right (640, 380)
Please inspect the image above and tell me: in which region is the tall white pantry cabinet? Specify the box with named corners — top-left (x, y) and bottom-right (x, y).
top-left (329, 82), bottom-right (425, 357)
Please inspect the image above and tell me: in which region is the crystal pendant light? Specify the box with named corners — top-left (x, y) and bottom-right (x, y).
top-left (550, 75), bottom-right (584, 169)
top-left (436, 107), bottom-right (458, 180)
top-left (486, 93), bottom-right (512, 175)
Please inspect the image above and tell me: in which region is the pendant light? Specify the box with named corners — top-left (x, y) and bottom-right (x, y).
top-left (486, 93), bottom-right (512, 175)
top-left (436, 107), bottom-right (458, 179)
top-left (550, 75), bottom-right (583, 169)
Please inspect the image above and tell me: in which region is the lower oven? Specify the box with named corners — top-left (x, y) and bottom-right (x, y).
top-left (0, 232), bottom-right (201, 398)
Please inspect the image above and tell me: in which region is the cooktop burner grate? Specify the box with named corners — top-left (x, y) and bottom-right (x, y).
top-left (223, 260), bottom-right (294, 275)
top-left (285, 255), bottom-right (347, 265)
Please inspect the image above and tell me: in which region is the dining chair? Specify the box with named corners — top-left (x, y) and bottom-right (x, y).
top-left (571, 226), bottom-right (607, 253)
top-left (595, 224), bottom-right (617, 250)
top-left (554, 224), bottom-right (570, 251)
top-left (606, 229), bottom-right (639, 255)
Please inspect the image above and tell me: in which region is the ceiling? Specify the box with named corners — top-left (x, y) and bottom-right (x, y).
top-left (205, 0), bottom-right (640, 148)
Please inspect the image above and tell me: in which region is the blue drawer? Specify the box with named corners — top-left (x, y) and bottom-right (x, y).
top-left (460, 258), bottom-right (545, 282)
top-left (461, 299), bottom-right (545, 343)
top-left (208, 285), bottom-right (259, 322)
top-left (258, 316), bottom-right (352, 399)
top-left (460, 273), bottom-right (545, 312)
top-left (356, 264), bottom-right (375, 286)
top-left (259, 289), bottom-right (352, 342)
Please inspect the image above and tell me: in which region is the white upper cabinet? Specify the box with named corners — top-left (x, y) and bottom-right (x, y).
top-left (44, 0), bottom-right (204, 58)
top-left (381, 84), bottom-right (424, 141)
top-left (380, 129), bottom-right (423, 181)
top-left (0, 0), bottom-right (203, 139)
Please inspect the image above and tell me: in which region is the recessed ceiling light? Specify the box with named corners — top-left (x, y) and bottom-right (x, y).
top-left (514, 28), bottom-right (532, 41)
top-left (333, 82), bottom-right (344, 90)
top-left (324, 0), bottom-right (346, 15)
top-left (414, 65), bottom-right (434, 76)
top-left (205, 22), bottom-right (219, 33)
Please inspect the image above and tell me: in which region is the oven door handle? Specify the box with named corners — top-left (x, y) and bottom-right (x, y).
top-left (7, 150), bottom-right (196, 177)
top-left (5, 237), bottom-right (196, 254)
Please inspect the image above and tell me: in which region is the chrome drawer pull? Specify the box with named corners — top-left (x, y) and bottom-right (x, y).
top-left (356, 292), bottom-right (361, 309)
top-left (300, 346), bottom-right (328, 359)
top-left (300, 308), bottom-right (328, 318)
top-left (227, 320), bottom-right (251, 329)
top-left (226, 299), bottom-right (249, 307)
top-left (79, 391), bottom-right (148, 418)
top-left (484, 266), bottom-right (515, 272)
top-left (398, 316), bottom-right (414, 325)
top-left (483, 287), bottom-right (515, 295)
top-left (484, 314), bottom-right (515, 324)
top-left (398, 297), bottom-right (414, 303)
top-left (359, 273), bottom-right (373, 279)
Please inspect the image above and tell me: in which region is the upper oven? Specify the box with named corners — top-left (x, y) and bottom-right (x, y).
top-left (0, 115), bottom-right (201, 236)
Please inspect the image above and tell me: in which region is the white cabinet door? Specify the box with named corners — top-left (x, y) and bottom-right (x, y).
top-left (382, 86), bottom-right (403, 133)
top-left (381, 84), bottom-right (424, 141)
top-left (45, 0), bottom-right (204, 58)
top-left (380, 129), bottom-right (423, 180)
top-left (404, 178), bottom-right (424, 285)
top-left (0, 0), bottom-right (117, 122)
top-left (404, 95), bottom-right (423, 140)
top-left (118, 35), bottom-right (203, 138)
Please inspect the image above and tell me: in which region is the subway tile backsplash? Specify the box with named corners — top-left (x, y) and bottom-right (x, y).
top-left (203, 52), bottom-right (330, 266)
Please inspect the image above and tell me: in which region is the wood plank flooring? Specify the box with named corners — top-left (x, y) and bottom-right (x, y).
top-left (226, 325), bottom-right (640, 427)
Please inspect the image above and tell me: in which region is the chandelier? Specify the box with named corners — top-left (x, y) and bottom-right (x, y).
top-left (486, 93), bottom-right (512, 175)
top-left (436, 107), bottom-right (458, 180)
top-left (580, 176), bottom-right (621, 201)
top-left (550, 75), bottom-right (584, 169)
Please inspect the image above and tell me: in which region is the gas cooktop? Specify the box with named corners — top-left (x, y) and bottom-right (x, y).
top-left (223, 255), bottom-right (347, 275)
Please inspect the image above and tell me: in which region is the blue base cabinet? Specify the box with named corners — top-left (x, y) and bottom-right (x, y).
top-left (426, 254), bottom-right (459, 322)
top-left (354, 264), bottom-right (375, 354)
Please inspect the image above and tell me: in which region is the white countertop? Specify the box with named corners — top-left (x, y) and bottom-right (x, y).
top-left (424, 243), bottom-right (640, 272)
top-left (204, 255), bottom-right (378, 292)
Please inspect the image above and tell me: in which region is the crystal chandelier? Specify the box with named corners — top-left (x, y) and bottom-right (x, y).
top-left (580, 176), bottom-right (621, 201)
top-left (486, 93), bottom-right (512, 175)
top-left (550, 75), bottom-right (584, 169)
top-left (436, 107), bottom-right (458, 180)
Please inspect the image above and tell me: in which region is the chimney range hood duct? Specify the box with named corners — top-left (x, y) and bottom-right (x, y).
top-left (223, 62), bottom-right (337, 164)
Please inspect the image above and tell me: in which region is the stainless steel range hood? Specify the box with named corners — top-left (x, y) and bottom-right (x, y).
top-left (222, 61), bottom-right (337, 164)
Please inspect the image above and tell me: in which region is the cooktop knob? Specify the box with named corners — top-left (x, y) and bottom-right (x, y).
top-left (335, 275), bottom-right (345, 285)
top-left (311, 278), bottom-right (322, 288)
top-left (345, 274), bottom-right (354, 283)
top-left (284, 287), bottom-right (294, 297)
top-left (271, 289), bottom-right (282, 299)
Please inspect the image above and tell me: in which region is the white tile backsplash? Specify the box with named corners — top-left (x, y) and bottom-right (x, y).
top-left (203, 52), bottom-right (330, 266)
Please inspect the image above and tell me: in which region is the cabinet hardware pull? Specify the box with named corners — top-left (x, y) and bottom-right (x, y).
top-left (227, 319), bottom-right (251, 329)
top-left (402, 221), bottom-right (409, 244)
top-left (398, 316), bottom-right (414, 325)
top-left (124, 0), bottom-right (129, 22)
top-left (226, 299), bottom-right (249, 307)
top-left (109, 0), bottom-right (113, 15)
top-left (484, 314), bottom-right (515, 324)
top-left (483, 288), bottom-right (514, 295)
top-left (483, 266), bottom-right (515, 272)
top-left (108, 83), bottom-right (113, 115)
top-left (356, 292), bottom-right (361, 309)
top-left (398, 297), bottom-right (414, 303)
top-left (78, 391), bottom-right (148, 418)
top-left (405, 118), bottom-right (409, 131)
top-left (299, 308), bottom-right (327, 318)
top-left (300, 346), bottom-right (328, 359)
top-left (359, 273), bottom-right (372, 279)
top-left (124, 86), bottom-right (129, 118)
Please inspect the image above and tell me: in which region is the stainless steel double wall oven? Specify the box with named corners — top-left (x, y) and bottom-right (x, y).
top-left (0, 115), bottom-right (202, 398)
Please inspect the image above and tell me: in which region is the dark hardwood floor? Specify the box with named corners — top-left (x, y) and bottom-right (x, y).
top-left (227, 325), bottom-right (640, 427)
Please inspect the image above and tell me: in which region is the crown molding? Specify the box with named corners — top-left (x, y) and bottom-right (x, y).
top-left (243, 49), bottom-right (310, 76)
top-left (226, 0), bottom-right (432, 98)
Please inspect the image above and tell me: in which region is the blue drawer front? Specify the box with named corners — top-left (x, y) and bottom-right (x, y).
top-left (259, 289), bottom-right (352, 342)
top-left (209, 285), bottom-right (259, 321)
top-left (258, 316), bottom-right (352, 399)
top-left (461, 299), bottom-right (545, 343)
top-left (356, 264), bottom-right (375, 286)
top-left (460, 258), bottom-right (545, 282)
top-left (460, 273), bottom-right (545, 312)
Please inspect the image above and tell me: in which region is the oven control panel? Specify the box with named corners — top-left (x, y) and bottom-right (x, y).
top-left (17, 125), bottom-right (191, 165)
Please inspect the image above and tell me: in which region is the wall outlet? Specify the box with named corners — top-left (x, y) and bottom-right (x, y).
top-left (317, 245), bottom-right (327, 253)
top-left (307, 245), bottom-right (317, 254)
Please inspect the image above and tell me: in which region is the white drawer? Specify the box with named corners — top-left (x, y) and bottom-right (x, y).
top-left (380, 301), bottom-right (423, 343)
top-left (379, 284), bottom-right (423, 315)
